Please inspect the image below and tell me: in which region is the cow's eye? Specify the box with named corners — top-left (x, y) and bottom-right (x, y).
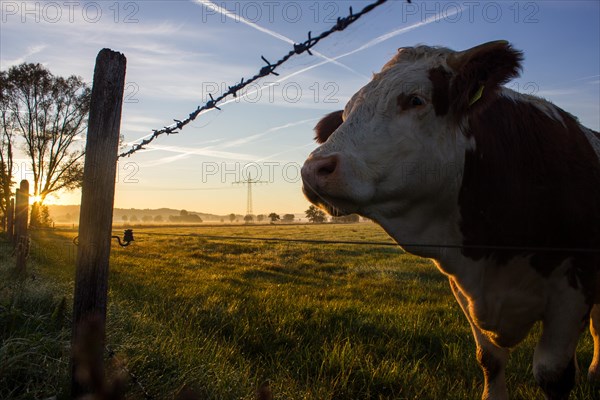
top-left (410, 95), bottom-right (425, 107)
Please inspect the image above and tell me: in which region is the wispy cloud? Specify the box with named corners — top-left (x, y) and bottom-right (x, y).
top-left (220, 117), bottom-right (318, 148)
top-left (139, 117), bottom-right (316, 167)
top-left (537, 75), bottom-right (600, 97)
top-left (142, 144), bottom-right (259, 165)
top-left (253, 142), bottom-right (316, 163)
top-left (141, 152), bottom-right (193, 167)
top-left (543, 74), bottom-right (600, 88)
top-left (536, 88), bottom-right (581, 97)
top-left (1, 44), bottom-right (47, 69)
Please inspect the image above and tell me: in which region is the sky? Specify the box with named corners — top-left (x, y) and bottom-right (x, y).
top-left (1, 0), bottom-right (599, 216)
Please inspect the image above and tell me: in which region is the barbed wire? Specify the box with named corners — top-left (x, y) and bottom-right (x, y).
top-left (129, 231), bottom-right (600, 253)
top-left (118, 0), bottom-right (391, 158)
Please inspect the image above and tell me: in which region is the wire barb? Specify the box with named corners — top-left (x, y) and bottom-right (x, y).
top-left (118, 0), bottom-right (391, 158)
top-left (206, 93), bottom-right (222, 110)
top-left (259, 56), bottom-right (279, 76)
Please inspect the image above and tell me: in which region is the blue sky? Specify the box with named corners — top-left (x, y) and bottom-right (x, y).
top-left (1, 0), bottom-right (599, 215)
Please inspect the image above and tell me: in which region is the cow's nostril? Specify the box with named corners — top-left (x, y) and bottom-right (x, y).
top-left (316, 155), bottom-right (338, 176)
top-left (318, 162), bottom-right (336, 176)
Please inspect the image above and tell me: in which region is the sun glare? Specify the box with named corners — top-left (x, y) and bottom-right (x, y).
top-left (31, 195), bottom-right (43, 204)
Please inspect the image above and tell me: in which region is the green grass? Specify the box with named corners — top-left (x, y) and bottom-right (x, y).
top-left (1, 224), bottom-right (598, 399)
top-left (0, 237), bottom-right (71, 399)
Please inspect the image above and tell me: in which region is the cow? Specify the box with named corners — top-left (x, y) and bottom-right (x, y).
top-left (301, 40), bottom-right (600, 400)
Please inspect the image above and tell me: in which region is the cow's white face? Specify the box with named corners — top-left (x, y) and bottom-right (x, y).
top-left (302, 47), bottom-right (463, 222)
top-left (302, 41), bottom-right (523, 244)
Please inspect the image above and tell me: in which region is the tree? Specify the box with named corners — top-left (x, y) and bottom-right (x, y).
top-left (0, 70), bottom-right (16, 226)
top-left (185, 214), bottom-right (202, 223)
top-left (306, 205), bottom-right (326, 223)
top-left (153, 215), bottom-right (163, 222)
top-left (257, 214), bottom-right (265, 222)
top-left (142, 215), bottom-right (153, 223)
top-left (1, 63), bottom-right (91, 205)
top-left (268, 213), bottom-right (280, 223)
top-left (180, 209), bottom-right (189, 217)
top-left (282, 213), bottom-right (295, 223)
top-left (130, 215), bottom-right (138, 222)
top-left (229, 213), bottom-right (236, 223)
top-left (121, 215), bottom-right (128, 222)
top-left (30, 202), bottom-right (53, 228)
top-left (244, 214), bottom-right (254, 223)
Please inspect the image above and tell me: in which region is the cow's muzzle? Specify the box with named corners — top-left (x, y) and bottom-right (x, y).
top-left (301, 153), bottom-right (355, 215)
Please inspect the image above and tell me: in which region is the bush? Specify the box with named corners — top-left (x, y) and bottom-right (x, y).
top-left (29, 203), bottom-right (53, 228)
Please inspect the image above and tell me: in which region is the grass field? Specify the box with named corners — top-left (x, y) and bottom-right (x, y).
top-left (1, 223), bottom-right (598, 399)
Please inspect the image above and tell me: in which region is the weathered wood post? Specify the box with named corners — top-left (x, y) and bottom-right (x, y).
top-left (7, 197), bottom-right (15, 244)
top-left (71, 49), bottom-right (126, 398)
top-left (12, 189), bottom-right (19, 247)
top-left (14, 180), bottom-right (29, 274)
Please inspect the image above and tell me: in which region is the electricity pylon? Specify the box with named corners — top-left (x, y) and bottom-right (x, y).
top-left (233, 175), bottom-right (268, 215)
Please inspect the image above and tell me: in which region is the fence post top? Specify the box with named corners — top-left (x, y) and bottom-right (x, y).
top-left (98, 48), bottom-right (126, 60)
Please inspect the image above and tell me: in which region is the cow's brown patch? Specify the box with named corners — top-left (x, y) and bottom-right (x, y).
top-left (448, 41), bottom-right (523, 117)
top-left (458, 96), bottom-right (600, 301)
top-left (314, 110), bottom-right (343, 144)
top-left (428, 66), bottom-right (451, 116)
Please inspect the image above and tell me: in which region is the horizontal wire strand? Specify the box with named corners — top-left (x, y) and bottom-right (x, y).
top-left (127, 231), bottom-right (600, 253)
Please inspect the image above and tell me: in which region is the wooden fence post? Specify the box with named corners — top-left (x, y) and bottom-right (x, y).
top-left (14, 180), bottom-right (29, 274)
top-left (7, 197), bottom-right (15, 245)
top-left (71, 49), bottom-right (126, 398)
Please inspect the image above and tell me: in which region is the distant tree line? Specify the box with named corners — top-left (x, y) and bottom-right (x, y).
top-left (121, 210), bottom-right (202, 224)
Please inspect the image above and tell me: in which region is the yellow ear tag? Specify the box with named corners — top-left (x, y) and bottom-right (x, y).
top-left (469, 85), bottom-right (485, 107)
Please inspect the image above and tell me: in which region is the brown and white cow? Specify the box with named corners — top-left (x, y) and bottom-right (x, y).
top-left (301, 41), bottom-right (600, 399)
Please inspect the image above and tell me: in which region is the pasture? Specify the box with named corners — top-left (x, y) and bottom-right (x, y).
top-left (1, 224), bottom-right (597, 399)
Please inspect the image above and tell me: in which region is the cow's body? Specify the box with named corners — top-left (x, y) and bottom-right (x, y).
top-left (301, 41), bottom-right (600, 399)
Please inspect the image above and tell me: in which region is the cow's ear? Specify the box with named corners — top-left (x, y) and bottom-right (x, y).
top-left (314, 110), bottom-right (343, 144)
top-left (447, 41), bottom-right (523, 114)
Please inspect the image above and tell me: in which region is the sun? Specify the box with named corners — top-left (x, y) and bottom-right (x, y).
top-left (31, 195), bottom-right (43, 204)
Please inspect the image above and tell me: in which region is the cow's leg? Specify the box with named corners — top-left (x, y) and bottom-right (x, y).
top-left (533, 291), bottom-right (588, 400)
top-left (589, 304), bottom-right (600, 382)
top-left (449, 278), bottom-right (509, 400)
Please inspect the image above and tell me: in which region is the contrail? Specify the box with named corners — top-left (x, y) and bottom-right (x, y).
top-left (127, 5), bottom-right (457, 148)
top-left (274, 5), bottom-right (464, 83)
top-left (195, 0), bottom-right (367, 79)
top-left (218, 5), bottom-right (462, 107)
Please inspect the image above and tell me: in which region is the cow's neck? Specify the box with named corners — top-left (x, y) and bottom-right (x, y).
top-left (369, 194), bottom-right (463, 266)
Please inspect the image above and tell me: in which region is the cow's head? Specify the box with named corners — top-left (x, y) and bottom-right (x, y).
top-left (301, 41), bottom-right (523, 224)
